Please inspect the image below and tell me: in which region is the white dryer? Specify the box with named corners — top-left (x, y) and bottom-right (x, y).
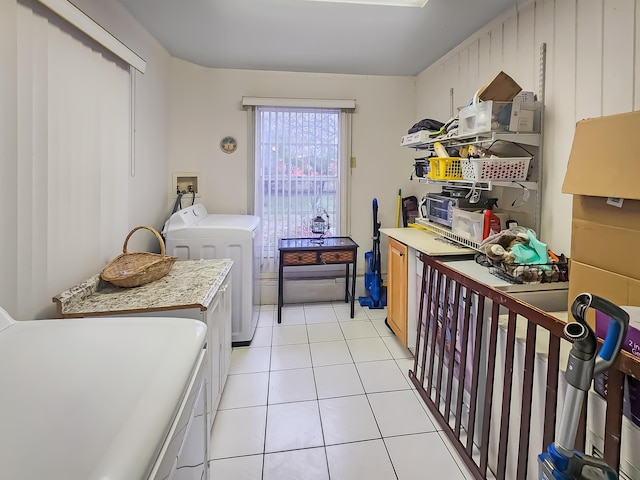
top-left (0, 306), bottom-right (209, 480)
top-left (163, 204), bottom-right (261, 345)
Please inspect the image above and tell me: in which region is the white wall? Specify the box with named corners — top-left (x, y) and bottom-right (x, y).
top-left (415, 0), bottom-right (640, 256)
top-left (0, 0), bottom-right (19, 316)
top-left (0, 0), bottom-right (171, 320)
top-left (167, 61), bottom-right (418, 275)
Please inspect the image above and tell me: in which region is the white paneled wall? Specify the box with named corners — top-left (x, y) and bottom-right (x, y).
top-left (416, 0), bottom-right (640, 255)
top-left (0, 1), bottom-right (18, 316)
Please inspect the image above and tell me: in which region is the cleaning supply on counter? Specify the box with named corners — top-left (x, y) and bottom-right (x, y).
top-left (483, 209), bottom-right (502, 238)
top-left (433, 141), bottom-right (449, 158)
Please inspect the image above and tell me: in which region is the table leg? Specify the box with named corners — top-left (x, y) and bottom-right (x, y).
top-left (351, 253), bottom-right (357, 318)
top-left (278, 256), bottom-right (284, 324)
top-left (344, 263), bottom-right (349, 303)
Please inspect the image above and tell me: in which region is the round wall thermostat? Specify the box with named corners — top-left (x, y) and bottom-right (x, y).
top-left (220, 136), bottom-right (238, 154)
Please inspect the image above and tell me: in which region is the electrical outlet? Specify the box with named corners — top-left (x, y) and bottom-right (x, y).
top-left (350, 156), bottom-right (357, 168)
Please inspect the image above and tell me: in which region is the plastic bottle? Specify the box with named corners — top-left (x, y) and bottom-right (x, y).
top-left (433, 142), bottom-right (449, 158)
top-left (483, 210), bottom-right (501, 239)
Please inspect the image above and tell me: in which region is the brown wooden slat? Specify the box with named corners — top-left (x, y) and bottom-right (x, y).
top-left (516, 319), bottom-right (538, 480)
top-left (420, 261), bottom-right (437, 386)
top-left (496, 310), bottom-right (518, 480)
top-left (455, 288), bottom-right (473, 439)
top-left (444, 282), bottom-right (463, 423)
top-left (410, 255), bottom-right (640, 480)
top-left (603, 368), bottom-right (624, 471)
top-left (466, 293), bottom-right (485, 456)
top-left (413, 259), bottom-right (429, 379)
top-left (543, 335), bottom-right (560, 449)
top-left (479, 301), bottom-right (501, 476)
top-left (426, 270), bottom-right (444, 396)
top-left (410, 370), bottom-right (485, 480)
top-left (433, 276), bottom-right (452, 410)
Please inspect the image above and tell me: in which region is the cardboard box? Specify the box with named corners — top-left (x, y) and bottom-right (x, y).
top-left (563, 110), bottom-right (640, 200)
top-left (567, 261), bottom-right (640, 327)
top-left (563, 110), bottom-right (640, 314)
top-left (570, 195), bottom-right (640, 280)
top-left (478, 71), bottom-right (522, 102)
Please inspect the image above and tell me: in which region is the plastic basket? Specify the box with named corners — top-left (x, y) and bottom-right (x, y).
top-left (489, 262), bottom-right (569, 284)
top-left (427, 157), bottom-right (463, 180)
top-left (461, 156), bottom-right (531, 182)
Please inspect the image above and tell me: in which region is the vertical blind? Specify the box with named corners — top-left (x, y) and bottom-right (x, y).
top-left (16, 0), bottom-right (130, 318)
top-left (255, 106), bottom-right (342, 269)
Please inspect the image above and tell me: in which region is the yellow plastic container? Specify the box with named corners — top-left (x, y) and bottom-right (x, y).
top-left (427, 157), bottom-right (463, 180)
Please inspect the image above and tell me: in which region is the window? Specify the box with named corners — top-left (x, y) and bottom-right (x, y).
top-left (251, 105), bottom-right (351, 272)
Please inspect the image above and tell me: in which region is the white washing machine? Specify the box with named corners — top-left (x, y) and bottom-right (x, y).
top-left (163, 204), bottom-right (261, 346)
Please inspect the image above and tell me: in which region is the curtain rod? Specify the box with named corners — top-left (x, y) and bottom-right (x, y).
top-left (37, 0), bottom-right (146, 73)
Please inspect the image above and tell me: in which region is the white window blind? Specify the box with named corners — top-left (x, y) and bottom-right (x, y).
top-left (16, 0), bottom-right (131, 319)
top-left (253, 105), bottom-right (351, 272)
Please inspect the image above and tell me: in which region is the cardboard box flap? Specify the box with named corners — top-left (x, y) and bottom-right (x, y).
top-left (478, 71), bottom-right (522, 102)
top-left (563, 110), bottom-right (640, 200)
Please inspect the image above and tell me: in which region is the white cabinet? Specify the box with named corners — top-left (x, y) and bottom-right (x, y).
top-left (208, 273), bottom-right (232, 417)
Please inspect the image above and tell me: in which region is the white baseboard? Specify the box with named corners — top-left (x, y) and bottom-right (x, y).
top-left (260, 275), bottom-right (367, 305)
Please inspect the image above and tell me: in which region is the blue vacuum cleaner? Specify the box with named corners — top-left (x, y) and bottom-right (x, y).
top-left (538, 293), bottom-right (629, 480)
top-left (359, 198), bottom-right (387, 309)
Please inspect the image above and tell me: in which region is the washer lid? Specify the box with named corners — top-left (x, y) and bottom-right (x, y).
top-left (163, 203), bottom-right (210, 232)
top-left (197, 214), bottom-right (261, 231)
top-left (0, 316), bottom-right (206, 480)
top-left (165, 214), bottom-right (261, 240)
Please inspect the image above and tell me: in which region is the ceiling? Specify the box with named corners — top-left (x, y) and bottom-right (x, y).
top-left (115, 0), bottom-right (517, 76)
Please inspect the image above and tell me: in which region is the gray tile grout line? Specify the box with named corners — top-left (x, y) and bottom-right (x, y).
top-left (210, 430), bottom-right (450, 462)
top-left (336, 330), bottom-right (399, 480)
top-left (224, 340), bottom-right (399, 469)
top-left (259, 324), bottom-right (274, 480)
top-left (220, 304), bottom-right (471, 478)
top-left (304, 307), bottom-right (330, 480)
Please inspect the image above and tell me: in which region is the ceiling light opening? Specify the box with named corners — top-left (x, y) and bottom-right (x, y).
top-left (306, 0), bottom-right (429, 7)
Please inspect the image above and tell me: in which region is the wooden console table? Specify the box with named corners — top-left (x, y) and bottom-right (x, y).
top-left (278, 237), bottom-right (358, 323)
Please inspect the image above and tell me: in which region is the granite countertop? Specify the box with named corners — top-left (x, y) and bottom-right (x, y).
top-left (53, 259), bottom-right (233, 318)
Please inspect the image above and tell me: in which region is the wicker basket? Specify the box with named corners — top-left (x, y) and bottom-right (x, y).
top-left (100, 226), bottom-right (177, 288)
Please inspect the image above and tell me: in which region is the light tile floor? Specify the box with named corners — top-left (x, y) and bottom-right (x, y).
top-left (209, 302), bottom-right (475, 480)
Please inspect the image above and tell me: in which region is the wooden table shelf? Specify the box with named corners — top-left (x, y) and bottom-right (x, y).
top-left (278, 237), bottom-right (358, 323)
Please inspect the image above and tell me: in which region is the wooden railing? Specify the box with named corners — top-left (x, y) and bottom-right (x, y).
top-left (410, 253), bottom-right (640, 480)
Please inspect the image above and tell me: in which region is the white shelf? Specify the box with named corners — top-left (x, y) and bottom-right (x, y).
top-left (494, 180), bottom-right (538, 190)
top-left (416, 178), bottom-right (538, 191)
top-left (417, 178), bottom-right (493, 190)
top-left (414, 218), bottom-right (482, 252)
top-left (402, 130), bottom-right (540, 149)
